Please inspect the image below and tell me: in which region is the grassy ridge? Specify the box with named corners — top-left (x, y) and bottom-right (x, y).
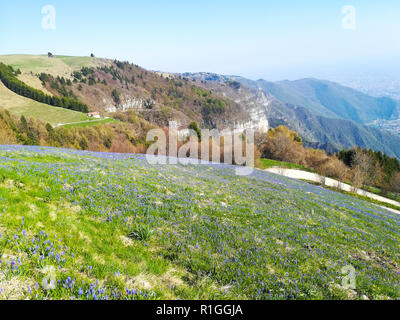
top-left (0, 55), bottom-right (103, 78)
top-left (0, 146), bottom-right (400, 300)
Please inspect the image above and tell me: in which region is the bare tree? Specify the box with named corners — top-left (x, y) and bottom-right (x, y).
top-left (0, 125), bottom-right (15, 145)
top-left (351, 148), bottom-right (376, 190)
top-left (318, 174), bottom-right (327, 187)
top-left (390, 172), bottom-right (400, 194)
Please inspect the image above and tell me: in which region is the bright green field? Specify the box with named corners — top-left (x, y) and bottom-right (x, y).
top-left (62, 118), bottom-right (117, 128)
top-left (0, 146), bottom-right (400, 300)
top-left (0, 81), bottom-right (86, 126)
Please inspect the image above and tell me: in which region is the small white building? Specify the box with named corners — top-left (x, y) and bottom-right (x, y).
top-left (88, 112), bottom-right (101, 119)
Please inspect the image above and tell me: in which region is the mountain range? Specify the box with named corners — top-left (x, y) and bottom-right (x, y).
top-left (1, 54), bottom-right (400, 158)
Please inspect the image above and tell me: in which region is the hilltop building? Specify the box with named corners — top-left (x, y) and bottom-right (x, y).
top-left (88, 112), bottom-right (101, 119)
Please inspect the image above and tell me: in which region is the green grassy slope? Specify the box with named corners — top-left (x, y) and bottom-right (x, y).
top-left (61, 118), bottom-right (117, 128)
top-left (0, 55), bottom-right (105, 126)
top-left (257, 158), bottom-right (312, 172)
top-left (0, 81), bottom-right (86, 126)
top-left (0, 146), bottom-right (400, 300)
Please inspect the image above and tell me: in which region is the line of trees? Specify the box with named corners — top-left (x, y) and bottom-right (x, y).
top-left (338, 148), bottom-right (400, 193)
top-left (0, 63), bottom-right (89, 113)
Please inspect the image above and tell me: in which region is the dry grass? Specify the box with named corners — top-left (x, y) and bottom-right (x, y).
top-left (17, 74), bottom-right (53, 95)
top-left (0, 274), bottom-right (32, 300)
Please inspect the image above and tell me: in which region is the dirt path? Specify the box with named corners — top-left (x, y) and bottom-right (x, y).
top-left (265, 167), bottom-right (400, 215)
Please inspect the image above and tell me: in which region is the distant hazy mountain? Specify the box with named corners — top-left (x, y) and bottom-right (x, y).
top-left (252, 78), bottom-right (400, 125)
top-left (267, 100), bottom-right (400, 158)
top-left (331, 75), bottom-right (400, 100)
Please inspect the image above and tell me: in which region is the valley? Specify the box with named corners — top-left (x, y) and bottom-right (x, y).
top-left (369, 118), bottom-right (400, 135)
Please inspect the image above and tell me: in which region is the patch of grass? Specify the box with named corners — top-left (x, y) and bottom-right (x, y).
top-left (62, 118), bottom-right (117, 128)
top-left (128, 224), bottom-right (153, 242)
top-left (56, 56), bottom-right (99, 70)
top-left (258, 158), bottom-right (313, 172)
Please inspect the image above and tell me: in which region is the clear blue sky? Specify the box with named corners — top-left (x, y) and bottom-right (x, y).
top-left (0, 0), bottom-right (399, 80)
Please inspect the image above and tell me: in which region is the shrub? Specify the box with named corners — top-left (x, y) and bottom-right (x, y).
top-left (111, 89), bottom-right (121, 105)
top-left (103, 137), bottom-right (112, 149)
top-left (188, 122), bottom-right (202, 141)
top-left (79, 138), bottom-right (89, 150)
top-left (128, 224), bottom-right (153, 241)
top-left (260, 128), bottom-right (304, 164)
